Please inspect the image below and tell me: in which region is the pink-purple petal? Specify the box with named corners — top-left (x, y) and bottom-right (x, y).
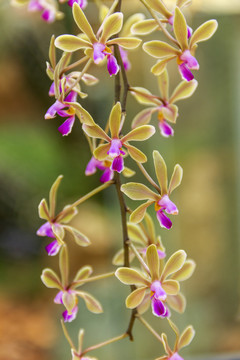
top-left (62, 305), bottom-right (78, 322)
top-left (100, 168), bottom-right (114, 183)
top-left (58, 116), bottom-right (75, 136)
top-left (93, 43), bottom-right (106, 64)
top-left (28, 0), bottom-right (43, 11)
top-left (45, 100), bottom-right (65, 119)
top-left (178, 63), bottom-right (194, 82)
top-left (107, 55), bottom-right (120, 76)
top-left (45, 240), bottom-right (61, 256)
top-left (54, 291), bottom-right (64, 304)
top-left (37, 222), bottom-right (54, 237)
top-left (107, 139), bottom-right (122, 158)
top-left (156, 210), bottom-right (172, 229)
top-left (119, 47), bottom-right (131, 71)
top-left (68, 0), bottom-right (87, 8)
top-left (42, 9), bottom-right (55, 23)
top-left (159, 121), bottom-right (174, 137)
top-left (170, 353), bottom-right (184, 360)
top-left (151, 281), bottom-right (167, 300)
top-left (158, 195), bottom-right (178, 215)
top-left (151, 297), bottom-right (168, 317)
top-left (180, 50), bottom-right (199, 70)
top-left (111, 155), bottom-right (124, 173)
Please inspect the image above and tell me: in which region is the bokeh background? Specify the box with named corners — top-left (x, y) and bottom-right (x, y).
top-left (0, 0), bottom-right (240, 359)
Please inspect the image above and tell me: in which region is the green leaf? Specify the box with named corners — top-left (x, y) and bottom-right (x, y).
top-left (121, 182), bottom-right (158, 201)
top-left (41, 268), bottom-right (62, 289)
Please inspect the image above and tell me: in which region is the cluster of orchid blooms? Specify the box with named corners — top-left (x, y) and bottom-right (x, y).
top-left (11, 0), bottom-right (218, 358)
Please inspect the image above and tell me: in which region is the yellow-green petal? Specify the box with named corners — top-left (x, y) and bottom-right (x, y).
top-left (41, 268), bottom-right (62, 289)
top-left (162, 279), bottom-right (180, 295)
top-left (168, 164), bottom-right (183, 194)
top-left (131, 87), bottom-right (159, 106)
top-left (161, 250), bottom-right (187, 281)
top-left (143, 41), bottom-right (179, 59)
top-left (55, 35), bottom-right (91, 52)
top-left (77, 290), bottom-right (103, 313)
top-left (173, 7), bottom-right (188, 51)
top-left (132, 108), bottom-right (155, 129)
top-left (49, 175), bottom-right (63, 218)
top-left (115, 267), bottom-right (150, 286)
top-left (170, 79), bottom-right (198, 103)
top-left (73, 3), bottom-right (97, 43)
top-left (62, 291), bottom-right (76, 313)
top-left (157, 70), bottom-right (169, 100)
top-left (38, 199), bottom-right (50, 221)
top-left (130, 201), bottom-right (153, 223)
top-left (109, 102), bottom-right (121, 138)
top-left (121, 13), bottom-right (145, 37)
top-left (82, 124), bottom-right (110, 141)
top-left (146, 244), bottom-right (159, 280)
top-left (151, 56), bottom-right (175, 76)
top-left (64, 225), bottom-right (91, 247)
top-left (161, 104), bottom-right (178, 123)
top-left (93, 143), bottom-right (111, 161)
top-left (190, 20), bottom-right (218, 48)
top-left (131, 19), bottom-right (159, 35)
top-left (126, 144), bottom-right (147, 163)
top-left (127, 222), bottom-right (148, 245)
top-left (121, 182), bottom-right (159, 201)
top-left (144, 0), bottom-right (172, 18)
top-left (171, 259), bottom-right (196, 281)
top-left (153, 150), bottom-right (168, 195)
top-left (167, 292), bottom-right (186, 313)
top-left (178, 326), bottom-right (195, 349)
top-left (100, 12), bottom-right (123, 44)
top-left (107, 37), bottom-right (142, 49)
top-left (126, 287), bottom-right (147, 308)
top-left (122, 125), bottom-right (155, 142)
top-left (73, 266), bottom-right (93, 283)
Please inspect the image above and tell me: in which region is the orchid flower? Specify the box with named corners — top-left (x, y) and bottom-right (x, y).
top-left (155, 319), bottom-right (195, 360)
top-left (54, 3), bottom-right (142, 76)
top-left (85, 155), bottom-right (135, 183)
top-left (113, 213), bottom-right (166, 266)
top-left (142, 7), bottom-right (218, 81)
top-left (37, 175), bottom-right (90, 255)
top-left (28, 0), bottom-right (63, 22)
top-left (131, 0), bottom-right (192, 39)
top-left (121, 151), bottom-right (182, 229)
top-left (82, 102), bottom-right (155, 173)
top-left (116, 244), bottom-right (195, 317)
top-left (67, 0), bottom-right (87, 9)
top-left (41, 246), bottom-right (103, 322)
top-left (131, 70), bottom-right (197, 137)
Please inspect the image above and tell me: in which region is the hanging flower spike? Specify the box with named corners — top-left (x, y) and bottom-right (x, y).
top-left (82, 102), bottom-right (155, 173)
top-left (41, 247), bottom-right (103, 322)
top-left (143, 7), bottom-right (218, 80)
top-left (115, 244), bottom-right (193, 318)
top-left (37, 175), bottom-right (91, 255)
top-left (121, 151), bottom-right (182, 229)
top-left (155, 319), bottom-right (195, 360)
top-left (28, 0), bottom-right (63, 23)
top-left (54, 4), bottom-right (142, 77)
top-left (131, 69), bottom-right (198, 137)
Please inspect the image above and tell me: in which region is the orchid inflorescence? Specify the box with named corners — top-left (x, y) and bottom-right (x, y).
top-left (11, 0), bottom-right (218, 358)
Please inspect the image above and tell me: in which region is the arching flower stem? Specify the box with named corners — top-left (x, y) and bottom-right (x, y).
top-left (71, 271), bottom-right (115, 287)
top-left (64, 58), bottom-right (93, 98)
top-left (137, 315), bottom-right (163, 343)
top-left (81, 333), bottom-right (128, 356)
top-left (137, 162), bottom-right (160, 192)
top-left (60, 55), bottom-right (89, 77)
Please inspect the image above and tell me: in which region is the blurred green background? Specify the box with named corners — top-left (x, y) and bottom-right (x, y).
top-left (0, 0), bottom-right (240, 359)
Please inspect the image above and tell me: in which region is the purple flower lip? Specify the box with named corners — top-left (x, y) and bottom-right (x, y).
top-left (45, 240), bottom-right (61, 256)
top-left (150, 280), bottom-right (167, 300)
top-left (85, 157), bottom-right (114, 182)
top-left (178, 50), bottom-right (199, 81)
top-left (93, 43), bottom-right (120, 76)
top-left (158, 195), bottom-right (178, 215)
top-left (150, 281), bottom-right (169, 317)
top-left (63, 305), bottom-right (78, 322)
top-left (93, 43), bottom-right (107, 64)
top-left (107, 139), bottom-right (123, 158)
